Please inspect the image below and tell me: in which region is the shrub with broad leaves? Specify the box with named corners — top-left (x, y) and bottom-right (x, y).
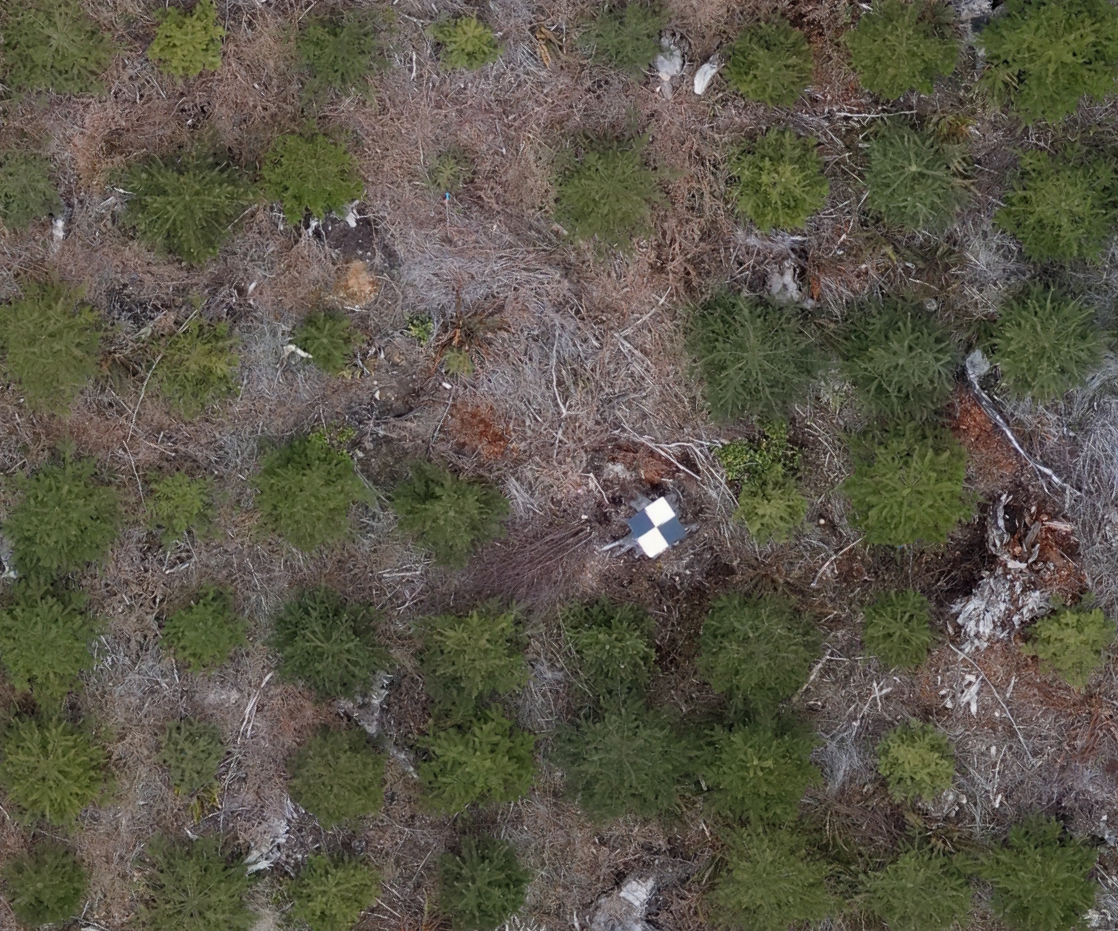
top-left (845, 0), bottom-right (958, 99)
top-left (287, 729), bottom-right (386, 828)
top-left (876, 721), bottom-right (954, 801)
top-left (162, 585), bottom-right (247, 673)
top-left (262, 133), bottom-right (364, 226)
top-left (288, 855), bottom-right (381, 931)
top-left (438, 836), bottom-right (531, 931)
top-left (2, 842), bottom-right (88, 928)
top-left (0, 717), bottom-right (106, 824)
top-left (729, 128), bottom-right (829, 231)
top-left (725, 19), bottom-right (813, 105)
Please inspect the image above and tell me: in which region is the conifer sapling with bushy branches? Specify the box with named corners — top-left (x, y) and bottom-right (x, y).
top-left (140, 834), bottom-right (254, 931)
top-left (708, 826), bottom-right (834, 931)
top-left (2, 842), bottom-right (88, 928)
top-left (0, 718), bottom-right (106, 824)
top-left (292, 310), bottom-right (361, 376)
top-left (6, 454), bottom-right (120, 579)
top-left (845, 0), bottom-right (958, 99)
top-left (686, 292), bottom-right (825, 422)
top-left (581, 2), bottom-right (668, 78)
top-left (154, 317), bottom-right (240, 417)
top-left (147, 0), bottom-right (224, 79)
top-left (562, 598), bottom-right (656, 705)
top-left (148, 472), bottom-right (216, 548)
top-left (862, 589), bottom-right (934, 668)
top-left (876, 721), bottom-right (954, 801)
top-left (978, 0), bottom-right (1118, 124)
top-left (429, 15), bottom-right (502, 70)
top-left (162, 719), bottom-right (225, 794)
top-left (993, 288), bottom-right (1107, 402)
top-left (729, 129), bottom-right (829, 231)
top-left (439, 836), bottom-right (531, 931)
top-left (0, 281), bottom-right (101, 414)
top-left (297, 10), bottom-right (390, 97)
top-left (698, 593), bottom-right (820, 713)
top-left (1022, 603), bottom-right (1116, 689)
top-left (287, 728), bottom-right (386, 828)
top-left (841, 299), bottom-right (957, 423)
top-left (979, 816), bottom-right (1098, 931)
top-left (1, 0), bottom-right (114, 94)
top-left (420, 708), bottom-right (536, 812)
top-left (392, 461), bottom-right (509, 567)
top-left (0, 150), bottom-right (62, 230)
top-left (859, 848), bottom-right (973, 931)
top-left (865, 123), bottom-right (969, 230)
top-left (843, 426), bottom-right (971, 546)
top-left (262, 133), bottom-right (364, 226)
top-left (162, 585), bottom-right (247, 673)
top-left (725, 19), bottom-right (813, 105)
top-left (254, 433), bottom-right (371, 551)
top-left (553, 138), bottom-right (665, 251)
top-left (288, 855), bottom-right (381, 931)
top-left (271, 587), bottom-right (387, 700)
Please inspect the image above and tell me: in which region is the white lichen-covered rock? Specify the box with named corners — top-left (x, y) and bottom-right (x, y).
top-left (335, 671), bottom-right (392, 736)
top-left (243, 799), bottom-right (296, 874)
top-left (767, 261), bottom-right (802, 304)
top-left (589, 876), bottom-right (657, 931)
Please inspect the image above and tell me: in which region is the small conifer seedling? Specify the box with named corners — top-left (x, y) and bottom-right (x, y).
top-left (289, 855), bottom-right (381, 931)
top-left (700, 722), bottom-right (821, 824)
top-left (153, 317), bottom-right (240, 417)
top-left (876, 721), bottom-right (954, 801)
top-left (862, 589), bottom-right (934, 668)
top-left (686, 292), bottom-right (825, 422)
top-left (287, 729), bottom-right (386, 828)
top-left (845, 0), bottom-right (958, 99)
top-left (732, 463), bottom-right (808, 546)
top-left (843, 427), bottom-right (971, 546)
top-left (0, 580), bottom-right (99, 706)
top-left (147, 0), bottom-right (225, 79)
top-left (865, 123), bottom-right (969, 230)
top-left (978, 0), bottom-right (1118, 124)
top-left (708, 826), bottom-right (834, 931)
top-left (553, 139), bottom-right (665, 251)
top-left (148, 472), bottom-right (216, 548)
top-left (562, 598), bottom-right (656, 706)
top-left (140, 835), bottom-right (254, 931)
top-left (6, 455), bottom-right (120, 578)
top-left (420, 604), bottom-right (529, 717)
top-left (162, 719), bottom-right (225, 794)
top-left (425, 145), bottom-right (475, 195)
top-left (995, 148), bottom-right (1118, 263)
top-left (420, 708), bottom-right (536, 813)
top-left (557, 706), bottom-right (689, 820)
top-left (271, 588), bottom-right (387, 700)
top-left (978, 817), bottom-right (1098, 931)
top-left (162, 585), bottom-right (247, 673)
top-left (296, 10), bottom-right (390, 97)
top-left (0, 150), bottom-right (62, 229)
top-left (253, 433), bottom-right (371, 551)
top-left (725, 19), bottom-right (813, 105)
top-left (2, 842), bottom-right (88, 928)
top-left (291, 310), bottom-right (360, 376)
top-left (430, 15), bottom-right (501, 69)
top-left (1, 0), bottom-right (114, 94)
top-left (262, 133), bottom-right (364, 226)
top-left (120, 152), bottom-right (254, 263)
top-left (392, 461), bottom-right (509, 568)
top-left (716, 422), bottom-right (802, 482)
top-left (439, 836), bottom-right (531, 931)
top-left (993, 288), bottom-right (1107, 402)
top-left (729, 129), bottom-right (829, 231)
top-left (580, 2), bottom-right (668, 78)
top-left (860, 849), bottom-right (973, 931)
top-left (840, 299), bottom-right (957, 423)
top-left (1022, 604), bottom-right (1116, 689)
top-left (0, 281), bottom-right (101, 414)
top-left (0, 717), bottom-right (106, 824)
top-left (698, 593), bottom-right (820, 713)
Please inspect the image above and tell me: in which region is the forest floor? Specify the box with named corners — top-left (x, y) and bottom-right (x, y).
top-left (4, 0), bottom-right (1118, 930)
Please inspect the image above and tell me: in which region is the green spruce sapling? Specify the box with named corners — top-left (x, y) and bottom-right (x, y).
top-left (717, 425), bottom-right (808, 544)
top-left (296, 10), bottom-right (390, 98)
top-left (859, 849), bottom-right (973, 931)
top-left (876, 721), bottom-right (954, 801)
top-left (0, 150), bottom-right (62, 229)
top-left (425, 145), bottom-right (475, 195)
top-left (1, 0), bottom-right (114, 94)
top-left (2, 842), bottom-right (88, 928)
top-left (845, 0), bottom-right (958, 99)
top-left (287, 729), bottom-right (386, 828)
top-left (561, 598), bottom-right (656, 706)
top-left (0, 718), bottom-right (106, 824)
top-left (162, 585), bottom-right (247, 673)
top-left (262, 133), bottom-right (364, 227)
top-left (580, 2), bottom-right (668, 78)
top-left (729, 128), bottom-right (829, 231)
top-left (147, 472), bottom-right (216, 548)
top-left (288, 855), bottom-right (381, 931)
top-left (1022, 604), bottom-right (1116, 689)
top-left (147, 0), bottom-right (224, 78)
top-left (291, 310), bottom-right (360, 375)
top-left (140, 835), bottom-right (254, 931)
top-left (865, 123), bottom-right (969, 230)
top-left (438, 836), bottom-right (531, 931)
top-left (154, 317), bottom-right (240, 417)
top-left (862, 589), bottom-right (935, 668)
top-left (429, 15), bottom-right (501, 70)
top-left (162, 719), bottom-right (225, 794)
top-left (725, 19), bottom-right (813, 105)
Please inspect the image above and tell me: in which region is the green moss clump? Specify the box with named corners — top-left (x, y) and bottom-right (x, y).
top-left (296, 10), bottom-right (390, 98)
top-left (1, 0), bottom-right (114, 94)
top-left (2, 842), bottom-right (88, 928)
top-left (876, 721), bottom-right (954, 801)
top-left (729, 129), bottom-right (829, 231)
top-left (162, 719), bottom-right (225, 794)
top-left (148, 472), bottom-right (215, 548)
top-left (271, 587), bottom-right (387, 700)
top-left (554, 139), bottom-right (665, 251)
top-left (0, 150), bottom-right (62, 229)
top-left (993, 288), bottom-right (1107, 402)
top-left (862, 589), bottom-right (934, 669)
top-left (154, 317), bottom-right (240, 417)
top-left (580, 2), bottom-right (668, 77)
top-left (860, 849), bottom-right (973, 931)
top-left (865, 123), bottom-right (969, 230)
top-left (162, 585), bottom-right (247, 673)
top-left (429, 15), bottom-right (501, 70)
top-left (289, 855), bottom-right (381, 931)
top-left (0, 281), bottom-right (101, 414)
top-left (725, 19), bottom-right (813, 105)
top-left (291, 310), bottom-right (360, 376)
top-left (6, 455), bottom-right (120, 579)
top-left (140, 834), bottom-right (254, 931)
top-left (1023, 604), bottom-right (1116, 689)
top-left (262, 133), bottom-right (364, 227)
top-left (253, 433), bottom-right (371, 552)
top-left (438, 836), bottom-right (531, 931)
top-left (287, 729), bottom-right (386, 828)
top-left (716, 422), bottom-right (801, 482)
top-left (147, 0), bottom-right (224, 79)
top-left (0, 718), bottom-right (106, 824)
top-left (845, 0), bottom-right (958, 99)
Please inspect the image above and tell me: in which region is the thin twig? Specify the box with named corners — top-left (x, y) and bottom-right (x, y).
top-left (811, 537), bottom-right (864, 587)
top-left (948, 643), bottom-right (1036, 763)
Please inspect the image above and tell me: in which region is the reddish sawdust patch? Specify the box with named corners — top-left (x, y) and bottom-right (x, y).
top-left (447, 402), bottom-right (514, 461)
top-left (949, 388), bottom-right (1024, 491)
